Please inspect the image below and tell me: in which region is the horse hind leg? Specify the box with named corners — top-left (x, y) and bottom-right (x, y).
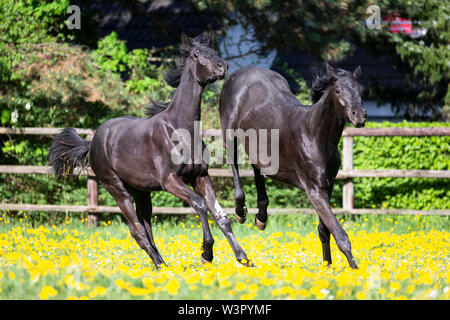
top-left (100, 175), bottom-right (164, 270)
top-left (126, 186), bottom-right (165, 266)
top-left (318, 218), bottom-right (332, 266)
top-left (231, 138), bottom-right (247, 223)
top-left (252, 165), bottom-right (269, 230)
top-left (318, 187), bottom-right (334, 266)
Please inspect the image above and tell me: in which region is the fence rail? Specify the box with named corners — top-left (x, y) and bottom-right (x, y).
top-left (1, 126), bottom-right (449, 224)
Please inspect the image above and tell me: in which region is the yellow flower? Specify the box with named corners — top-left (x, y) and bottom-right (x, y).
top-left (355, 291), bottom-right (366, 300)
top-left (64, 274), bottom-right (76, 288)
top-left (128, 287), bottom-right (153, 296)
top-left (390, 282), bottom-right (401, 291)
top-left (297, 288), bottom-right (310, 298)
top-left (184, 274), bottom-right (200, 285)
top-left (240, 292), bottom-right (256, 300)
top-left (271, 288), bottom-right (282, 296)
top-left (142, 277), bottom-right (155, 289)
top-left (219, 279), bottom-right (232, 288)
top-left (260, 278), bottom-right (275, 286)
top-left (165, 279), bottom-right (180, 295)
top-left (248, 283), bottom-right (259, 292)
top-left (115, 279), bottom-right (131, 289)
top-left (39, 285), bottom-right (58, 300)
top-left (235, 282), bottom-right (246, 291)
top-left (202, 274), bottom-right (215, 286)
top-left (406, 285), bottom-right (415, 294)
top-left (417, 273), bottom-right (433, 285)
top-left (336, 273), bottom-right (351, 287)
top-left (88, 286), bottom-right (107, 298)
top-left (8, 271), bottom-right (16, 280)
top-left (310, 286), bottom-right (326, 298)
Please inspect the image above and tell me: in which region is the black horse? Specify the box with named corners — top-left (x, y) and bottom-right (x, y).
top-left (49, 33), bottom-right (250, 270)
top-left (219, 64), bottom-right (366, 269)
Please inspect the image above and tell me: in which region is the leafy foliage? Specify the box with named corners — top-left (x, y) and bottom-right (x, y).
top-left (351, 121), bottom-right (450, 209)
top-left (188, 0), bottom-right (449, 118)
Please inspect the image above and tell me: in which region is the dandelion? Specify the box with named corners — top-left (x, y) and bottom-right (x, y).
top-left (248, 283), bottom-right (259, 292)
top-left (128, 287), bottom-right (153, 296)
top-left (235, 282), bottom-right (247, 291)
top-left (89, 286), bottom-right (107, 298)
top-left (39, 285), bottom-right (58, 300)
top-left (114, 279), bottom-right (131, 289)
top-left (165, 279), bottom-right (180, 295)
top-left (355, 291), bottom-right (366, 300)
top-left (219, 279), bottom-right (232, 288)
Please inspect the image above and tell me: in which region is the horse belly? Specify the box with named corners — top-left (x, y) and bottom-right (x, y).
top-left (178, 163), bottom-right (209, 182)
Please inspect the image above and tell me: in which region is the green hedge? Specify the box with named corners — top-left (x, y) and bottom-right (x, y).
top-left (351, 121), bottom-right (449, 210)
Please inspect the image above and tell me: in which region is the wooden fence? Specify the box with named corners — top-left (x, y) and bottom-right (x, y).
top-left (1, 127), bottom-right (449, 225)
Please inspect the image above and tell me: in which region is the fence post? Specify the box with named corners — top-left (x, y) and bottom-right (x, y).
top-left (87, 176), bottom-right (98, 227)
top-left (85, 131), bottom-right (98, 227)
top-left (342, 135), bottom-right (354, 211)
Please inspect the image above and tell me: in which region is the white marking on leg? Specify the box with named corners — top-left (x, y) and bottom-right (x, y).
top-left (214, 199), bottom-right (227, 218)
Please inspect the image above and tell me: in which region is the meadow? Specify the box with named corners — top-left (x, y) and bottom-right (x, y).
top-left (0, 211), bottom-right (449, 300)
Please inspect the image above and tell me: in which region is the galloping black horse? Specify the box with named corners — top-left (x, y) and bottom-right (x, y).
top-left (219, 64), bottom-right (366, 269)
top-left (49, 33), bottom-right (250, 269)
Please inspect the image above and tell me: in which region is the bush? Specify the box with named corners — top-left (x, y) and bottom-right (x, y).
top-left (351, 121), bottom-right (450, 210)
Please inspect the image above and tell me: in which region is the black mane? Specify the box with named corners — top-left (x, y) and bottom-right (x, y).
top-left (310, 68), bottom-right (353, 103)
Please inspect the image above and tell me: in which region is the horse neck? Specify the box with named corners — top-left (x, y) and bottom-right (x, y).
top-left (308, 89), bottom-right (346, 149)
top-left (166, 64), bottom-right (205, 131)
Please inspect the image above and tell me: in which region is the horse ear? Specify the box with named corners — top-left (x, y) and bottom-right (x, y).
top-left (180, 33), bottom-right (194, 54)
top-left (353, 65), bottom-right (362, 79)
top-left (325, 63), bottom-right (335, 76)
top-left (200, 31), bottom-right (214, 47)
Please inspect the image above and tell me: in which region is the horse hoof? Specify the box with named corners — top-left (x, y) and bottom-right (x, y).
top-left (201, 256), bottom-right (213, 265)
top-left (234, 206), bottom-right (247, 224)
top-left (255, 216), bottom-right (266, 230)
top-left (239, 259), bottom-right (255, 268)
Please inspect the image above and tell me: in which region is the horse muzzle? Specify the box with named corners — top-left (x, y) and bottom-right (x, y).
top-left (214, 61), bottom-right (228, 79)
top-left (349, 109), bottom-right (367, 128)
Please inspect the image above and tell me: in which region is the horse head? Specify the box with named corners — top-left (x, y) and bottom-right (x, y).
top-left (326, 63), bottom-right (367, 128)
top-left (179, 32), bottom-right (227, 85)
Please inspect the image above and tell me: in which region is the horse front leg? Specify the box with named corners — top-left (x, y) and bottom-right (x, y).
top-left (306, 184), bottom-right (358, 269)
top-left (194, 174), bottom-right (251, 266)
top-left (163, 173), bottom-right (215, 264)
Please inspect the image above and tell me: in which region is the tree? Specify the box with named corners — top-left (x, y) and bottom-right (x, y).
top-left (183, 0), bottom-right (449, 119)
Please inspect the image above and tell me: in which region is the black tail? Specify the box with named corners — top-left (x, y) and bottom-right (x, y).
top-left (48, 128), bottom-right (90, 180)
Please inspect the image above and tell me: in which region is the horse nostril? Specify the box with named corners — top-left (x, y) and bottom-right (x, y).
top-left (217, 63), bottom-right (223, 70)
top-left (351, 110), bottom-right (357, 117)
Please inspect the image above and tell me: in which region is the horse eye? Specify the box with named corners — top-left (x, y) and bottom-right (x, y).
top-left (193, 52), bottom-right (199, 58)
top-left (335, 88), bottom-right (341, 94)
